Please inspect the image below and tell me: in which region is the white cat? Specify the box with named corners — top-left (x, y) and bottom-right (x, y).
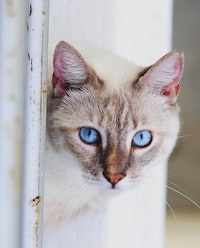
top-left (43, 41), bottom-right (184, 248)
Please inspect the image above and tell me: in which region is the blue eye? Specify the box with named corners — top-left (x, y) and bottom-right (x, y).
top-left (132, 130), bottom-right (152, 148)
top-left (79, 127), bottom-right (101, 145)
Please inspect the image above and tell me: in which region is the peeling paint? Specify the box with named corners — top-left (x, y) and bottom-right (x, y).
top-left (29, 4), bottom-right (32, 16)
top-left (26, 21), bottom-right (29, 31)
top-left (29, 195), bottom-right (42, 247)
top-left (31, 196), bottom-right (41, 207)
top-left (27, 52), bottom-right (31, 61)
top-left (30, 58), bottom-right (33, 71)
top-left (27, 52), bottom-right (33, 71)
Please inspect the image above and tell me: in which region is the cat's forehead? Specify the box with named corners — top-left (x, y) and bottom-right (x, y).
top-left (78, 88), bottom-right (163, 131)
top-left (99, 92), bottom-right (151, 128)
top-left (85, 53), bottom-right (142, 91)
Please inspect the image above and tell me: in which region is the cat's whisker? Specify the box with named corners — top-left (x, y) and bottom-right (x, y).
top-left (141, 174), bottom-right (200, 221)
top-left (178, 132), bottom-right (200, 139)
top-left (75, 184), bottom-right (91, 216)
top-left (142, 175), bottom-right (200, 209)
top-left (54, 179), bottom-right (84, 196)
top-left (165, 201), bottom-right (178, 221)
top-left (46, 180), bottom-right (89, 222)
top-left (166, 186), bottom-right (200, 209)
top-left (50, 179), bottom-right (83, 200)
top-left (142, 182), bottom-right (177, 221)
top-left (167, 180), bottom-right (190, 194)
top-left (47, 169), bottom-right (82, 177)
top-left (63, 183), bottom-right (90, 217)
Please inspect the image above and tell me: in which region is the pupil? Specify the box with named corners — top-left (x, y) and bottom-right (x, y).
top-left (88, 129), bottom-right (91, 136)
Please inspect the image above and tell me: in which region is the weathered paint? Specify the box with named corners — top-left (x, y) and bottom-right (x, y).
top-left (21, 1), bottom-right (49, 248)
top-left (0, 1), bottom-right (26, 248)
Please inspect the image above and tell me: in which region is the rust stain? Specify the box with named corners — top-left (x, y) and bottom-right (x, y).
top-left (35, 220), bottom-right (39, 248)
top-left (42, 10), bottom-right (46, 15)
top-left (31, 195), bottom-right (41, 207)
top-left (30, 195), bottom-right (42, 247)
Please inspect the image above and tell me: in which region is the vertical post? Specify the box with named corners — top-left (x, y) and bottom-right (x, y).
top-left (0, 1), bottom-right (26, 248)
top-left (22, 1), bottom-right (49, 247)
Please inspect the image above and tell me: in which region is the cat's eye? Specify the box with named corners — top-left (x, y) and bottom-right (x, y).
top-left (132, 130), bottom-right (152, 148)
top-left (79, 127), bottom-right (101, 145)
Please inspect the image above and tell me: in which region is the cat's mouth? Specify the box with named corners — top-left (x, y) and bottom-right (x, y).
top-left (85, 175), bottom-right (140, 193)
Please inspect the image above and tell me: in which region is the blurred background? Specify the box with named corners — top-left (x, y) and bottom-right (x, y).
top-left (166, 0), bottom-right (200, 247)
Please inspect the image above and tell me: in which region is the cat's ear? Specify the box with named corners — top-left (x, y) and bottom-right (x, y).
top-left (52, 41), bottom-right (96, 97)
top-left (139, 51), bottom-right (184, 104)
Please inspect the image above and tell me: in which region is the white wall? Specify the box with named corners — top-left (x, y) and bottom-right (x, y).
top-left (49, 0), bottom-right (173, 65)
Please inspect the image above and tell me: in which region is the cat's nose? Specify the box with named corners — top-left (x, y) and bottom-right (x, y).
top-left (103, 171), bottom-right (126, 187)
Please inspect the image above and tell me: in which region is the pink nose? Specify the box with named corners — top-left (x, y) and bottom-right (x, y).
top-left (103, 171), bottom-right (126, 187)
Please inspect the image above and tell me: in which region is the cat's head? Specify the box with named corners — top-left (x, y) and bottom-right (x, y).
top-left (48, 41), bottom-right (184, 191)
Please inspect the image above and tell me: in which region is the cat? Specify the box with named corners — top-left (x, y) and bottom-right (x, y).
top-left (43, 41), bottom-right (184, 248)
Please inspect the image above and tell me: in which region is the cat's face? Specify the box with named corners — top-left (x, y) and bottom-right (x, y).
top-left (48, 41), bottom-right (184, 192)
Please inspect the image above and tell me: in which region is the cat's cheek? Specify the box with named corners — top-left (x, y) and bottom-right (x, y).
top-left (73, 141), bottom-right (99, 161)
top-left (132, 147), bottom-right (156, 161)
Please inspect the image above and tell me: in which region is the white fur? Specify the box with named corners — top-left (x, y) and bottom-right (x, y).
top-left (44, 141), bottom-right (168, 248)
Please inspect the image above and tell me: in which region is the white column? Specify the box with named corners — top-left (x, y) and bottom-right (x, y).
top-left (0, 1), bottom-right (26, 248)
top-left (21, 1), bottom-right (49, 248)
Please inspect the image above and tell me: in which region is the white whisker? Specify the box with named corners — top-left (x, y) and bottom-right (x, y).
top-left (167, 180), bottom-right (189, 194)
top-left (165, 201), bottom-right (178, 222)
top-left (54, 178), bottom-right (83, 196)
top-left (47, 170), bottom-right (82, 177)
top-left (142, 175), bottom-right (200, 209)
top-left (143, 180), bottom-right (177, 221)
top-left (141, 174), bottom-right (200, 221)
top-left (178, 132), bottom-right (200, 139)
top-left (167, 186), bottom-right (200, 209)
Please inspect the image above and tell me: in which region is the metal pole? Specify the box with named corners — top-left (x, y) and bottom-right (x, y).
top-left (22, 1), bottom-right (49, 247)
top-left (0, 1), bottom-right (26, 248)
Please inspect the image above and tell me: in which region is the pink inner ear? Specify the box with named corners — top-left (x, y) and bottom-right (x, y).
top-left (162, 54), bottom-right (183, 103)
top-left (52, 41), bottom-right (92, 97)
top-left (142, 51), bottom-right (184, 104)
top-left (53, 51), bottom-right (64, 80)
top-left (52, 73), bottom-right (67, 97)
top-left (163, 81), bottom-right (180, 99)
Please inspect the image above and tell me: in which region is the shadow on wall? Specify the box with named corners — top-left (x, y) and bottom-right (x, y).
top-left (167, 0), bottom-right (200, 209)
